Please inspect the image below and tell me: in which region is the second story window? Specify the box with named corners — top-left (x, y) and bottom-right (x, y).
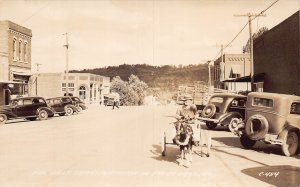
top-left (13, 38), bottom-right (17, 61)
top-left (18, 40), bottom-right (22, 62)
top-left (24, 42), bottom-right (28, 62)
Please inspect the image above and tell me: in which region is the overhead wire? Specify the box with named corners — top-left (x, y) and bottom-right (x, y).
top-left (209, 0), bottom-right (280, 62)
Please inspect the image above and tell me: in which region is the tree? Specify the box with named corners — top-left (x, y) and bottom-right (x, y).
top-left (128, 74), bottom-right (148, 105)
top-left (110, 75), bottom-right (148, 106)
top-left (243, 27), bottom-right (268, 53)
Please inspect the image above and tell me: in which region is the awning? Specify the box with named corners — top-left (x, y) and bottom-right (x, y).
top-left (223, 73), bottom-right (265, 83)
top-left (230, 65), bottom-right (241, 74)
top-left (0, 80), bottom-right (27, 84)
top-left (13, 72), bottom-right (32, 76)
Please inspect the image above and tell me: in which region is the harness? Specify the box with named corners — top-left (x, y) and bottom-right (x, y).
top-left (174, 121), bottom-right (194, 146)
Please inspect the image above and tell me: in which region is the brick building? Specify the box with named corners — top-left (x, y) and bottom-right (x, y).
top-left (253, 10), bottom-right (300, 95)
top-left (29, 73), bottom-right (110, 104)
top-left (214, 54), bottom-right (250, 92)
top-left (0, 20), bottom-right (32, 105)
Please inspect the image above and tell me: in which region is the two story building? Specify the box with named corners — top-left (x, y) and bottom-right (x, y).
top-left (0, 20), bottom-right (32, 105)
top-left (214, 53), bottom-right (251, 92)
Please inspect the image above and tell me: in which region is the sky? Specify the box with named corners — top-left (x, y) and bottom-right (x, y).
top-left (0, 0), bottom-right (299, 73)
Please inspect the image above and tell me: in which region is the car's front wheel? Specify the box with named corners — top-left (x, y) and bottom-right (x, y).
top-left (65, 106), bottom-right (73, 116)
top-left (38, 110), bottom-right (48, 120)
top-left (281, 130), bottom-right (299, 156)
top-left (240, 134), bottom-right (256, 149)
top-left (0, 114), bottom-right (7, 125)
top-left (206, 122), bottom-right (217, 130)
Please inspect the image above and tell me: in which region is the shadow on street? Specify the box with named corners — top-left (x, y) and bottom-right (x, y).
top-left (241, 165), bottom-right (300, 187)
top-left (212, 137), bottom-right (298, 157)
top-left (151, 144), bottom-right (179, 164)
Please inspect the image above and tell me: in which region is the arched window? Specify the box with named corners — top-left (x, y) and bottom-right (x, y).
top-left (79, 86), bottom-right (86, 100)
top-left (18, 39), bottom-right (22, 61)
top-left (13, 38), bottom-right (17, 60)
top-left (24, 42), bottom-right (28, 62)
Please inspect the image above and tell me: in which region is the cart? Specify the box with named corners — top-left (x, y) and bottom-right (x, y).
top-left (161, 119), bottom-right (211, 157)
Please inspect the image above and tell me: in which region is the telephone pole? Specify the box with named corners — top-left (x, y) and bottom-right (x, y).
top-left (35, 63), bottom-right (42, 96)
top-left (234, 13), bottom-right (266, 91)
top-left (216, 44), bottom-right (231, 81)
top-left (63, 32), bottom-right (69, 95)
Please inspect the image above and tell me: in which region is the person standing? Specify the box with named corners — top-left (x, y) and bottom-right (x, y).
top-left (112, 92), bottom-right (120, 110)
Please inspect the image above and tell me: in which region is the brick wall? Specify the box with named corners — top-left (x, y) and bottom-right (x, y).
top-left (254, 11), bottom-right (299, 95)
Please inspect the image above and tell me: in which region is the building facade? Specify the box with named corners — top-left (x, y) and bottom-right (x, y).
top-left (213, 54), bottom-right (250, 92)
top-left (29, 73), bottom-right (110, 104)
top-left (253, 10), bottom-right (300, 95)
top-left (0, 20), bottom-right (32, 105)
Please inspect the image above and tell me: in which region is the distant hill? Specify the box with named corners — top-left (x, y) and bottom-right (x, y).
top-left (70, 64), bottom-right (210, 92)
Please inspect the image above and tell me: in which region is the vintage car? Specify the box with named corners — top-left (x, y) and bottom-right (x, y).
top-left (0, 97), bottom-right (54, 124)
top-left (69, 96), bottom-right (87, 112)
top-left (199, 93), bottom-right (247, 130)
top-left (230, 92), bottom-right (300, 156)
top-left (46, 96), bottom-right (78, 116)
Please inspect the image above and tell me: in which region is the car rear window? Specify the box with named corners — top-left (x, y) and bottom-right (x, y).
top-left (290, 103), bottom-right (300, 115)
top-left (253, 97), bottom-right (273, 108)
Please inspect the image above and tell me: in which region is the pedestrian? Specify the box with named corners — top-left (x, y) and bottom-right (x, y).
top-left (112, 92), bottom-right (120, 110)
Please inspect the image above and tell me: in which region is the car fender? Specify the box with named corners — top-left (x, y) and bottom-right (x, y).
top-left (219, 112), bottom-right (243, 126)
top-left (78, 104), bottom-right (87, 110)
top-left (0, 111), bottom-right (17, 119)
top-left (37, 107), bottom-right (54, 116)
top-left (278, 124), bottom-right (300, 143)
top-left (66, 104), bottom-right (78, 111)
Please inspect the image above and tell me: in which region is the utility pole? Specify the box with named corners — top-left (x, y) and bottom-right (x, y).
top-left (234, 13), bottom-right (266, 91)
top-left (35, 63), bottom-right (42, 96)
top-left (63, 33), bottom-right (69, 96)
top-left (202, 60), bottom-right (212, 88)
top-left (216, 44), bottom-right (231, 82)
top-left (207, 61), bottom-right (212, 88)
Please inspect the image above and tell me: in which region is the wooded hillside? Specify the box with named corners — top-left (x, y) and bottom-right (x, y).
top-left (71, 64), bottom-right (210, 92)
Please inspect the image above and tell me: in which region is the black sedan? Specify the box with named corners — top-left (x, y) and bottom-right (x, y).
top-left (46, 97), bottom-right (78, 116)
top-left (0, 97), bottom-right (54, 124)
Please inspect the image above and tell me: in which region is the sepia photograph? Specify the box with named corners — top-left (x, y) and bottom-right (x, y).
top-left (0, 0), bottom-right (300, 186)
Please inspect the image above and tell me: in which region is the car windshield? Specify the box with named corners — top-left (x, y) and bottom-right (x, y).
top-left (11, 100), bottom-right (18, 105)
top-left (210, 97), bottom-right (224, 104)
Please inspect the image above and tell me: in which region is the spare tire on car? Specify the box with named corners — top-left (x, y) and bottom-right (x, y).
top-left (245, 114), bottom-right (269, 140)
top-left (201, 104), bottom-right (216, 118)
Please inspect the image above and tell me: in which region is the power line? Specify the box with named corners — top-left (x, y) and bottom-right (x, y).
top-left (22, 2), bottom-right (50, 24)
top-left (208, 0), bottom-right (279, 62)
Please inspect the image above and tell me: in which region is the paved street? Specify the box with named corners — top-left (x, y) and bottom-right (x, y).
top-left (0, 105), bottom-right (299, 187)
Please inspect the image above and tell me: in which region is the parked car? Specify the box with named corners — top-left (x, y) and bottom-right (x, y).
top-left (69, 96), bottom-right (87, 112)
top-left (0, 97), bottom-right (54, 124)
top-left (230, 92), bottom-right (300, 156)
top-left (199, 93), bottom-right (247, 130)
top-left (46, 96), bottom-right (78, 116)
top-left (104, 95), bottom-right (123, 106)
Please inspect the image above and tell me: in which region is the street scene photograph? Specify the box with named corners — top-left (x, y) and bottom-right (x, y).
top-left (0, 0), bottom-right (300, 186)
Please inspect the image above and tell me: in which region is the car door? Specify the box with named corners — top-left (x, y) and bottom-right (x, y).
top-left (52, 98), bottom-right (64, 113)
top-left (16, 98), bottom-right (34, 117)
